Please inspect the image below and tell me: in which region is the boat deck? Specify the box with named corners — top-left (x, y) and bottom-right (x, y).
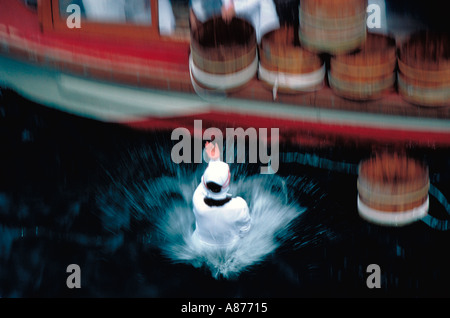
top-left (0, 0), bottom-right (449, 147)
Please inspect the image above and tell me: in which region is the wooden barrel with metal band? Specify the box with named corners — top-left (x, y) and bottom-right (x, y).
top-left (357, 153), bottom-right (429, 226)
top-left (259, 26), bottom-right (324, 94)
top-left (398, 31), bottom-right (450, 107)
top-left (299, 0), bottom-right (367, 54)
top-left (190, 17), bottom-right (258, 92)
top-left (329, 33), bottom-right (396, 100)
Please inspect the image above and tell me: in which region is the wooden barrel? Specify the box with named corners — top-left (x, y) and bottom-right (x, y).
top-left (357, 153), bottom-right (429, 226)
top-left (329, 33), bottom-right (396, 100)
top-left (259, 26), bottom-right (325, 94)
top-left (299, 0), bottom-right (367, 54)
top-left (190, 17), bottom-right (258, 92)
top-left (398, 31), bottom-right (450, 107)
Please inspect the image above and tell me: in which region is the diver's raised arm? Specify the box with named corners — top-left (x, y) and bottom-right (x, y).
top-left (204, 141), bottom-right (221, 162)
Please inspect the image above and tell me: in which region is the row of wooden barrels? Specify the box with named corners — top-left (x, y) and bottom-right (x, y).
top-left (190, 1), bottom-right (449, 107)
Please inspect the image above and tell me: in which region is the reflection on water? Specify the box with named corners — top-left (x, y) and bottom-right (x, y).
top-left (0, 90), bottom-right (450, 297)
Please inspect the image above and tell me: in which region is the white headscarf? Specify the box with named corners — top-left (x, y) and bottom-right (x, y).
top-left (201, 160), bottom-right (231, 200)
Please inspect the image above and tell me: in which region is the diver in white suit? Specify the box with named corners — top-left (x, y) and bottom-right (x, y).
top-left (192, 142), bottom-right (251, 248)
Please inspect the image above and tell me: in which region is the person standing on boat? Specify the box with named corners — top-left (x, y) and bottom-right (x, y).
top-left (191, 142), bottom-right (251, 248)
top-left (190, 0), bottom-right (279, 43)
top-left (221, 0), bottom-right (279, 42)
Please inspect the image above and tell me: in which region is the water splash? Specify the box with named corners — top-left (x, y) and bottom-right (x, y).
top-left (148, 173), bottom-right (306, 279)
top-left (96, 144), bottom-right (309, 279)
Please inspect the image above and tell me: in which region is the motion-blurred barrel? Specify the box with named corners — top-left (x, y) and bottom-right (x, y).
top-left (398, 31), bottom-right (450, 107)
top-left (190, 17), bottom-right (258, 92)
top-left (259, 26), bottom-right (325, 93)
top-left (357, 153), bottom-right (429, 226)
top-left (299, 0), bottom-right (368, 54)
top-left (329, 33), bottom-right (396, 100)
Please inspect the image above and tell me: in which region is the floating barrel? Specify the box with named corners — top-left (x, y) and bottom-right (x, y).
top-left (357, 153), bottom-right (429, 226)
top-left (190, 17), bottom-right (258, 92)
top-left (398, 31), bottom-right (450, 107)
top-left (329, 33), bottom-right (396, 100)
top-left (259, 26), bottom-right (325, 94)
top-left (299, 0), bottom-right (367, 54)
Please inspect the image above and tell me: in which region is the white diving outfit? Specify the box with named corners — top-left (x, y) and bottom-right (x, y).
top-left (192, 160), bottom-right (251, 247)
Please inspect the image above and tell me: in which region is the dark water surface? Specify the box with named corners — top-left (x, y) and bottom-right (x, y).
top-left (0, 89), bottom-right (449, 298)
